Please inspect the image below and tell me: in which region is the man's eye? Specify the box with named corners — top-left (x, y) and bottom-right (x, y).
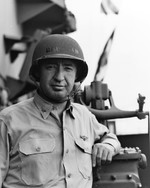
top-left (64, 66), bottom-right (73, 71)
top-left (46, 64), bottom-right (56, 69)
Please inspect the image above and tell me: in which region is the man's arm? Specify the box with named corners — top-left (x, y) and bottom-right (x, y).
top-left (0, 120), bottom-right (10, 186)
top-left (91, 114), bottom-right (121, 167)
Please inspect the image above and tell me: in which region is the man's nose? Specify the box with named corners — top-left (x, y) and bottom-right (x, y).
top-left (54, 65), bottom-right (64, 81)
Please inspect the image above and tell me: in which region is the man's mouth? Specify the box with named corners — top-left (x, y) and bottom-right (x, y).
top-left (52, 85), bottom-right (65, 90)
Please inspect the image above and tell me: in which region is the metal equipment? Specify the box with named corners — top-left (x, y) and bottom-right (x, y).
top-left (73, 81), bottom-right (149, 188)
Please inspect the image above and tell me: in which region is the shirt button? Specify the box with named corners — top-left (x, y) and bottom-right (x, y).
top-left (66, 149), bottom-right (69, 154)
top-left (36, 146), bottom-right (41, 152)
top-left (67, 173), bottom-right (72, 178)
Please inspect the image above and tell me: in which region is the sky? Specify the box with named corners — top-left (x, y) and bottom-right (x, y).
top-left (66, 0), bottom-right (150, 135)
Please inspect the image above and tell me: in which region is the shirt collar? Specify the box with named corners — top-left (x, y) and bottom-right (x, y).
top-left (33, 92), bottom-right (75, 119)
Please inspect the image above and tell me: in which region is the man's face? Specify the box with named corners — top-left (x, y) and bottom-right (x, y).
top-left (38, 59), bottom-right (77, 103)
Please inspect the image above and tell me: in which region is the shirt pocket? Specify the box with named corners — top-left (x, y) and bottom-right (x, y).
top-left (75, 138), bottom-right (92, 179)
top-left (19, 138), bottom-right (55, 186)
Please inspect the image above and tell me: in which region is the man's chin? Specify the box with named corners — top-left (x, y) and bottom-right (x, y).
top-left (51, 94), bottom-right (69, 103)
top-left (53, 98), bottom-right (68, 103)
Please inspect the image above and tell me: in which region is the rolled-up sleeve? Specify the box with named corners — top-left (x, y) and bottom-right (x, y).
top-left (0, 120), bottom-right (10, 186)
top-left (91, 114), bottom-right (121, 154)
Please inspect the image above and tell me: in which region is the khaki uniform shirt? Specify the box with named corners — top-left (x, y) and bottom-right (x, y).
top-left (0, 92), bottom-right (120, 188)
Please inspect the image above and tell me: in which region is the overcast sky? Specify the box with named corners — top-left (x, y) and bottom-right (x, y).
top-left (66, 0), bottom-right (150, 135)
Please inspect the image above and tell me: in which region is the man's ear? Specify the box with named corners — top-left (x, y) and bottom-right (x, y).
top-left (34, 70), bottom-right (40, 81)
top-left (75, 68), bottom-right (79, 82)
top-left (33, 66), bottom-right (41, 82)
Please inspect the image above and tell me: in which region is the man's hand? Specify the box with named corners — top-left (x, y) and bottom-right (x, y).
top-left (136, 110), bottom-right (147, 120)
top-left (92, 143), bottom-right (115, 167)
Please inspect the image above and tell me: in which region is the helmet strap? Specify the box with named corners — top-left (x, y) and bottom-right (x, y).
top-left (69, 82), bottom-right (82, 101)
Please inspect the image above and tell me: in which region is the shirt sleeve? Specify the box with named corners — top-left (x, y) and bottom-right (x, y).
top-left (0, 119), bottom-right (10, 185)
top-left (90, 113), bottom-right (121, 154)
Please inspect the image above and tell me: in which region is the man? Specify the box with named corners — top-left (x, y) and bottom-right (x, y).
top-left (0, 74), bottom-right (9, 111)
top-left (0, 34), bottom-right (121, 188)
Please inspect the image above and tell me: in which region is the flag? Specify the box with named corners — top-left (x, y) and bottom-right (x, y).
top-left (94, 29), bottom-right (115, 82)
top-left (100, 0), bottom-right (122, 15)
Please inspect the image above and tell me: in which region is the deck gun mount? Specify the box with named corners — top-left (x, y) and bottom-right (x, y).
top-left (74, 81), bottom-right (149, 188)
top-left (74, 81), bottom-right (149, 123)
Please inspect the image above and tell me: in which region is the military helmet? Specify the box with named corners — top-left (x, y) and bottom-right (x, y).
top-left (29, 34), bottom-right (88, 82)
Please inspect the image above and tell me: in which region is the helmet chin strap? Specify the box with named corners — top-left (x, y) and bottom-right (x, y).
top-left (69, 82), bottom-right (82, 100)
